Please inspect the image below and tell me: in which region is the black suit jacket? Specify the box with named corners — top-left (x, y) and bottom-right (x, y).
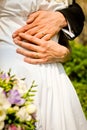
top-left (59, 1), bottom-right (85, 40)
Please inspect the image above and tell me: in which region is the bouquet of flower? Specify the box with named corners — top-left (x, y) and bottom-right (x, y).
top-left (0, 69), bottom-right (37, 130)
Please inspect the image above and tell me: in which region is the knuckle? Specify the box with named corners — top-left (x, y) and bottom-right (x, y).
top-left (20, 42), bottom-right (23, 46)
top-left (44, 58), bottom-right (49, 63)
top-left (41, 45), bottom-right (49, 53)
top-left (29, 36), bottom-right (34, 41)
top-left (41, 48), bottom-right (46, 53)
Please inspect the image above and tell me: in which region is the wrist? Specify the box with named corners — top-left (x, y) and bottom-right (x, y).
top-left (58, 44), bottom-right (71, 63)
top-left (56, 11), bottom-right (68, 29)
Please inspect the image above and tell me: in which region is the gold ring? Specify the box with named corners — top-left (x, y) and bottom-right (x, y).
top-left (42, 32), bottom-right (45, 35)
top-left (35, 54), bottom-right (39, 59)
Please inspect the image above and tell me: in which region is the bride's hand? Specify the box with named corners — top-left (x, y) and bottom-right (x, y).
top-left (12, 10), bottom-right (67, 40)
top-left (13, 33), bottom-right (70, 64)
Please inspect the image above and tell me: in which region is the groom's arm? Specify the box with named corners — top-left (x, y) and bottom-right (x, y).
top-left (59, 2), bottom-right (85, 40)
top-left (13, 1), bottom-right (85, 41)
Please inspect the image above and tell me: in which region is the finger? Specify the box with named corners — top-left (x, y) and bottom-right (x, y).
top-left (25, 26), bottom-right (39, 36)
top-left (19, 33), bottom-right (44, 46)
top-left (26, 16), bottom-right (35, 24)
top-left (13, 36), bottom-right (21, 42)
top-left (34, 31), bottom-right (47, 39)
top-left (35, 33), bottom-right (52, 40)
top-left (12, 25), bottom-right (30, 38)
top-left (12, 24), bottom-right (36, 38)
top-left (14, 39), bottom-right (41, 52)
top-left (42, 34), bottom-right (52, 40)
top-left (16, 48), bottom-right (42, 59)
top-left (24, 57), bottom-right (46, 64)
top-left (27, 11), bottom-right (39, 24)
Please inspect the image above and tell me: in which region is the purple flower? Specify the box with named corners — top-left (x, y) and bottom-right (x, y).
top-left (0, 73), bottom-right (8, 79)
top-left (8, 89), bottom-right (25, 106)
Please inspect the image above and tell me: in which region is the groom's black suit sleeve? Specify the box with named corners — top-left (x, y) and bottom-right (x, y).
top-left (59, 1), bottom-right (85, 40)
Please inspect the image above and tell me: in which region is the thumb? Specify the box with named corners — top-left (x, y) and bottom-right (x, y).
top-left (27, 12), bottom-right (39, 24)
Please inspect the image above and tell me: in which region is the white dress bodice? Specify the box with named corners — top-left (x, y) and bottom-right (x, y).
top-left (0, 0), bottom-right (68, 81)
top-left (0, 0), bottom-right (70, 45)
top-left (0, 0), bottom-right (36, 44)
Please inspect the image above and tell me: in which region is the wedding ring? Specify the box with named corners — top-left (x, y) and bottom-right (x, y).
top-left (35, 54), bottom-right (39, 59)
top-left (42, 32), bottom-right (46, 35)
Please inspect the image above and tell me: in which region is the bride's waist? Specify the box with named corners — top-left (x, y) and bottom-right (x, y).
top-left (0, 16), bottom-right (26, 30)
top-left (0, 42), bottom-right (17, 50)
top-left (0, 36), bottom-right (16, 46)
top-left (0, 43), bottom-right (25, 60)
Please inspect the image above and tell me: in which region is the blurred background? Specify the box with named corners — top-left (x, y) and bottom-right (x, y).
top-left (64, 0), bottom-right (87, 119)
top-left (75, 0), bottom-right (87, 45)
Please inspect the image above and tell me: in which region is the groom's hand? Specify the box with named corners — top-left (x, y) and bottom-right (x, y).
top-left (13, 10), bottom-right (67, 40)
top-left (14, 33), bottom-right (70, 64)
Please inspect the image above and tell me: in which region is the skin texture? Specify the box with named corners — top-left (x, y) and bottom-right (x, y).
top-left (13, 11), bottom-right (67, 40)
top-left (13, 10), bottom-right (70, 64)
top-left (14, 33), bottom-right (70, 64)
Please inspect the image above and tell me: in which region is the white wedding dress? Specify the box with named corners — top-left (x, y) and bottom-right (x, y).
top-left (0, 0), bottom-right (87, 130)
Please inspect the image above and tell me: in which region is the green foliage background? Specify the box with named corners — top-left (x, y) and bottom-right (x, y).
top-left (64, 41), bottom-right (87, 118)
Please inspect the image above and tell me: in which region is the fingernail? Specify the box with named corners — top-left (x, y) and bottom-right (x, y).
top-left (12, 33), bottom-right (16, 38)
top-left (13, 39), bottom-right (18, 44)
top-left (16, 48), bottom-right (20, 53)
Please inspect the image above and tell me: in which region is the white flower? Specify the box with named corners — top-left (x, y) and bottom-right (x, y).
top-left (25, 115), bottom-right (32, 122)
top-left (26, 104), bottom-right (37, 114)
top-left (0, 92), bottom-right (11, 110)
top-left (0, 107), bottom-right (6, 121)
top-left (16, 107), bottom-right (32, 122)
top-left (0, 121), bottom-right (4, 130)
top-left (13, 106), bottom-right (19, 111)
top-left (14, 78), bottom-right (28, 96)
top-left (0, 88), bottom-right (3, 93)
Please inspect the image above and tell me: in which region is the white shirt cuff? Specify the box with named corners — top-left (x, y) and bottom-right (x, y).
top-left (62, 22), bottom-right (75, 40)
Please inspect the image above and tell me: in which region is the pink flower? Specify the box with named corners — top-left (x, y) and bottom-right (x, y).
top-left (6, 124), bottom-right (22, 130)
